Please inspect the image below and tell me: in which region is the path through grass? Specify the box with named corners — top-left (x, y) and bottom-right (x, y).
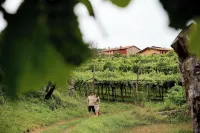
top-left (0, 90), bottom-right (192, 133)
top-left (39, 105), bottom-right (192, 133)
top-left (119, 123), bottom-right (192, 133)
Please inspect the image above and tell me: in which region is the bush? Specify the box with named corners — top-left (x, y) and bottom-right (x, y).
top-left (165, 85), bottom-right (186, 106)
top-left (103, 62), bottom-right (116, 71)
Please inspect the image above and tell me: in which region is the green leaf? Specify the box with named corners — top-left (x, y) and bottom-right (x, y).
top-left (0, 0), bottom-right (91, 97)
top-left (159, 0), bottom-right (199, 29)
top-left (109, 0), bottom-right (131, 7)
top-left (1, 18), bottom-right (71, 97)
top-left (188, 21), bottom-right (200, 57)
top-left (80, 0), bottom-right (95, 17)
top-left (46, 0), bottom-right (92, 66)
top-left (15, 22), bottom-right (72, 94)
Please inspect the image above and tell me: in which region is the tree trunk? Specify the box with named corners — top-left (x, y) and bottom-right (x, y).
top-left (45, 84), bottom-right (56, 100)
top-left (171, 24), bottom-right (200, 133)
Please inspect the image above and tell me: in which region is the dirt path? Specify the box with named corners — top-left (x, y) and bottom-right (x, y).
top-left (119, 123), bottom-right (192, 133)
top-left (62, 125), bottom-right (75, 133)
top-left (29, 117), bottom-right (82, 133)
top-left (29, 109), bottom-right (191, 133)
top-left (29, 110), bottom-right (129, 133)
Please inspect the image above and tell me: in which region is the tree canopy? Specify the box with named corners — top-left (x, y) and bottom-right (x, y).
top-left (0, 0), bottom-right (199, 97)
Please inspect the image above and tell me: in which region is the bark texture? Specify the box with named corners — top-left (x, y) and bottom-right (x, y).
top-left (171, 24), bottom-right (200, 133)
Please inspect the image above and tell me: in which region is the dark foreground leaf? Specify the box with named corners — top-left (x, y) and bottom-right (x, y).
top-left (0, 0), bottom-right (91, 97)
top-left (159, 0), bottom-right (200, 29)
top-left (80, 0), bottom-right (95, 17)
top-left (109, 0), bottom-right (131, 8)
top-left (188, 20), bottom-right (200, 57)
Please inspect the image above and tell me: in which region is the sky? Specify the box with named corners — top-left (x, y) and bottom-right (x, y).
top-left (0, 0), bottom-right (180, 49)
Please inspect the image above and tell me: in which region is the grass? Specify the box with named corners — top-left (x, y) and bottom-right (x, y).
top-left (69, 105), bottom-right (192, 133)
top-left (0, 89), bottom-right (192, 133)
top-left (42, 118), bottom-right (86, 133)
top-left (70, 111), bottom-right (145, 133)
top-left (0, 90), bottom-right (133, 133)
top-left (119, 123), bottom-right (192, 133)
top-left (144, 102), bottom-right (178, 112)
top-left (0, 89), bottom-right (87, 133)
top-left (41, 102), bottom-right (135, 133)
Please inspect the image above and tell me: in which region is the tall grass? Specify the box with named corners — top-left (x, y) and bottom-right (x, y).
top-left (0, 90), bottom-right (87, 133)
top-left (70, 111), bottom-right (147, 133)
top-left (0, 90), bottom-right (134, 133)
top-left (69, 105), bottom-right (192, 133)
top-left (0, 88), bottom-right (192, 133)
top-left (70, 106), bottom-right (168, 133)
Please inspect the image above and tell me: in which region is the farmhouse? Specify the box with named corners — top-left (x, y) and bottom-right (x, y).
top-left (137, 46), bottom-right (172, 55)
top-left (99, 45), bottom-right (141, 56)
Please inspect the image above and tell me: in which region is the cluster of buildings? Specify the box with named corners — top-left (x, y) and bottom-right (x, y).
top-left (98, 45), bottom-right (172, 56)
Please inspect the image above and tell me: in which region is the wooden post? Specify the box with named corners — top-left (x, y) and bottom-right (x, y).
top-left (97, 84), bottom-right (100, 95)
top-left (114, 86), bottom-right (117, 101)
top-left (171, 23), bottom-right (200, 132)
top-left (107, 85), bottom-right (110, 101)
top-left (115, 84), bottom-right (119, 99)
top-left (129, 83), bottom-right (132, 98)
top-left (158, 85), bottom-right (161, 99)
top-left (147, 85), bottom-right (150, 101)
top-left (135, 68), bottom-right (140, 104)
top-left (112, 86), bottom-right (114, 101)
top-left (45, 84), bottom-right (56, 100)
top-left (136, 68), bottom-right (140, 92)
top-left (120, 84), bottom-right (124, 102)
top-left (125, 87), bottom-right (127, 97)
top-left (92, 62), bottom-right (95, 92)
top-left (86, 83), bottom-right (89, 96)
top-left (130, 85), bottom-right (132, 98)
top-left (101, 84), bottom-right (104, 100)
top-left (161, 86), bottom-right (164, 101)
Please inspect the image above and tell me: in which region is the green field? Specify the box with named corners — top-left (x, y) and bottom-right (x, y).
top-left (0, 52), bottom-right (192, 133)
top-left (0, 89), bottom-right (192, 133)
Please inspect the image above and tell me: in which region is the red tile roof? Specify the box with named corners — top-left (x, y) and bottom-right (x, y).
top-left (103, 45), bottom-right (140, 52)
top-left (137, 46), bottom-right (172, 53)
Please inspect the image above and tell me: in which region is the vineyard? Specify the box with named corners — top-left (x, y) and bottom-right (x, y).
top-left (1, 0), bottom-right (199, 132)
top-left (0, 51), bottom-right (190, 133)
top-left (71, 51), bottom-right (183, 104)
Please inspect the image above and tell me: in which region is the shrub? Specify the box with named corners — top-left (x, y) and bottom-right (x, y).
top-left (103, 62), bottom-right (116, 71)
top-left (165, 85), bottom-right (186, 106)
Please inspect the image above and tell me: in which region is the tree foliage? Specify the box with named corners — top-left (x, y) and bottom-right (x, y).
top-left (159, 0), bottom-right (199, 29)
top-left (0, 0), bottom-right (200, 97)
top-left (165, 84), bottom-right (186, 106)
top-left (0, 0), bottom-right (93, 96)
top-left (109, 0), bottom-right (131, 7)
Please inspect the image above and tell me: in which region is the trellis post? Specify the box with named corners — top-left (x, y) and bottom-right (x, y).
top-left (92, 62), bottom-right (95, 91)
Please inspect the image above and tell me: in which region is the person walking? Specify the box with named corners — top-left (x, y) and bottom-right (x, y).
top-left (94, 94), bottom-right (100, 116)
top-left (87, 91), bottom-right (96, 117)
